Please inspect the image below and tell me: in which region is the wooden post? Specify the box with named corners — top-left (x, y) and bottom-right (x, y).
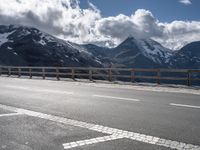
top-left (42, 68), bottom-right (45, 79)
top-left (89, 69), bottom-right (92, 81)
top-left (56, 67), bottom-right (60, 80)
top-left (187, 70), bottom-right (191, 86)
top-left (0, 67), bottom-right (2, 76)
top-left (29, 68), bottom-right (32, 79)
top-left (18, 68), bottom-right (21, 77)
top-left (71, 68), bottom-right (75, 80)
top-left (131, 69), bottom-right (135, 82)
top-left (8, 67), bottom-right (11, 76)
top-left (108, 69), bottom-right (112, 82)
top-left (157, 69), bottom-right (160, 84)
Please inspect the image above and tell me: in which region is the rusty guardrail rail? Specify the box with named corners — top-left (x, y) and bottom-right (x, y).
top-left (0, 66), bottom-right (200, 86)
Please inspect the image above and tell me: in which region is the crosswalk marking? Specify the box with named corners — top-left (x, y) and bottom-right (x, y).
top-left (0, 104), bottom-right (199, 150)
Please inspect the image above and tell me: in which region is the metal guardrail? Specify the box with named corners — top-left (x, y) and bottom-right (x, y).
top-left (0, 66), bottom-right (200, 86)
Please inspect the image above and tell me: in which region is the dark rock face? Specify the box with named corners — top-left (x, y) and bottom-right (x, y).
top-left (0, 25), bottom-right (104, 67)
top-left (0, 25), bottom-right (200, 69)
top-left (169, 41), bottom-right (200, 69)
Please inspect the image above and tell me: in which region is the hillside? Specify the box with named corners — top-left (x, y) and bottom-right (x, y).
top-left (0, 25), bottom-right (200, 69)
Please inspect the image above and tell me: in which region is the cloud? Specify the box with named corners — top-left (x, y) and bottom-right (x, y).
top-left (0, 0), bottom-right (101, 42)
top-left (156, 21), bottom-right (200, 49)
top-left (97, 10), bottom-right (163, 41)
top-left (0, 0), bottom-right (199, 50)
top-left (96, 9), bottom-right (200, 50)
top-left (179, 0), bottom-right (192, 5)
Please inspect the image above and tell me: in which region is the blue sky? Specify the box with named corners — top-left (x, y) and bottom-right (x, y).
top-left (80, 0), bottom-right (200, 22)
top-left (1, 0), bottom-right (200, 50)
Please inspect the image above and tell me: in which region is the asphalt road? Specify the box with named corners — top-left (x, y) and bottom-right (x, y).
top-left (0, 77), bottom-right (199, 150)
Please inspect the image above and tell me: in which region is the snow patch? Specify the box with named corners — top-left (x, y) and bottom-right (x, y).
top-left (74, 58), bottom-right (79, 62)
top-left (137, 39), bottom-right (173, 64)
top-left (40, 32), bottom-right (54, 43)
top-left (35, 31), bottom-right (56, 46)
top-left (7, 46), bottom-right (13, 50)
top-left (95, 59), bottom-right (102, 64)
top-left (68, 42), bottom-right (91, 55)
top-left (38, 40), bottom-right (46, 46)
top-left (17, 29), bottom-right (31, 37)
top-left (0, 31), bottom-right (15, 46)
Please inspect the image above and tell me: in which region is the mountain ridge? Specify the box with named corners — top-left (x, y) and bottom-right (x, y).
top-left (0, 25), bottom-right (199, 69)
top-left (0, 25), bottom-right (105, 67)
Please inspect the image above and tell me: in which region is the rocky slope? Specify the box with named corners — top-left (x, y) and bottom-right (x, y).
top-left (169, 41), bottom-right (200, 69)
top-left (0, 25), bottom-right (104, 67)
top-left (0, 25), bottom-right (200, 69)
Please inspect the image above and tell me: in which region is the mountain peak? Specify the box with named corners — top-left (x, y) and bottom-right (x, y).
top-left (124, 36), bottom-right (137, 42)
top-left (126, 36), bottom-right (136, 40)
top-left (0, 24), bottom-right (200, 69)
top-left (0, 24), bottom-right (104, 67)
top-left (114, 36), bottom-right (173, 65)
top-left (117, 36), bottom-right (138, 48)
top-left (179, 41), bottom-right (200, 56)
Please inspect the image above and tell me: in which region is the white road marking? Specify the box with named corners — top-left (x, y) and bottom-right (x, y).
top-left (4, 85), bottom-right (30, 90)
top-left (4, 85), bottom-right (74, 95)
top-left (0, 104), bottom-right (199, 150)
top-left (63, 134), bottom-right (125, 149)
top-left (0, 112), bottom-right (22, 117)
top-left (40, 89), bottom-right (74, 95)
top-left (93, 95), bottom-right (140, 102)
top-left (170, 103), bottom-right (200, 109)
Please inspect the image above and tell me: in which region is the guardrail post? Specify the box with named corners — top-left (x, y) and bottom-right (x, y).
top-left (71, 68), bottom-right (75, 80)
top-left (89, 69), bottom-right (92, 81)
top-left (157, 69), bottom-right (160, 84)
top-left (42, 68), bottom-right (45, 79)
top-left (108, 69), bottom-right (112, 82)
top-left (56, 67), bottom-right (60, 80)
top-left (187, 70), bottom-right (191, 86)
top-left (131, 69), bottom-right (135, 82)
top-left (8, 67), bottom-right (11, 76)
top-left (18, 68), bottom-right (21, 77)
top-left (0, 66), bottom-right (2, 76)
top-left (29, 68), bottom-right (32, 79)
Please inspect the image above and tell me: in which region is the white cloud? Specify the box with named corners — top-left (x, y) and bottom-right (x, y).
top-left (97, 10), bottom-right (163, 39)
top-left (156, 21), bottom-right (200, 49)
top-left (179, 0), bottom-right (192, 5)
top-left (0, 0), bottom-right (199, 50)
top-left (0, 0), bottom-right (101, 43)
top-left (96, 9), bottom-right (200, 50)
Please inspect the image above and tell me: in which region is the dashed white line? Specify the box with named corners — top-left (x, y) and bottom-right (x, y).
top-left (170, 103), bottom-right (200, 109)
top-left (93, 95), bottom-right (140, 102)
top-left (40, 89), bottom-right (74, 95)
top-left (4, 85), bottom-right (74, 95)
top-left (0, 103), bottom-right (199, 150)
top-left (4, 85), bottom-right (30, 90)
top-left (0, 112), bottom-right (23, 117)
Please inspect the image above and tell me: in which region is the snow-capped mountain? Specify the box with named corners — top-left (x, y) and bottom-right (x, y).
top-left (113, 37), bottom-right (173, 63)
top-left (0, 25), bottom-right (105, 67)
top-left (104, 37), bottom-right (174, 68)
top-left (136, 38), bottom-right (173, 64)
top-left (0, 25), bottom-right (200, 69)
top-left (169, 41), bottom-right (200, 69)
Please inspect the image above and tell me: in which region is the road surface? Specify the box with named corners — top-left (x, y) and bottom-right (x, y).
top-left (0, 77), bottom-right (199, 150)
